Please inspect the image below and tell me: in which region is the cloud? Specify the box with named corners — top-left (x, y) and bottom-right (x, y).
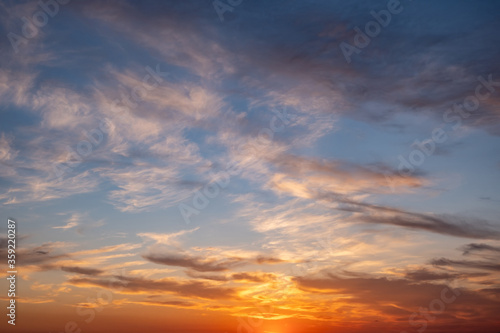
top-left (461, 243), bottom-right (500, 255)
top-left (315, 191), bottom-right (500, 240)
top-left (293, 271), bottom-right (500, 323)
top-left (138, 227), bottom-right (199, 245)
top-left (239, 151), bottom-right (500, 240)
top-left (1, 170), bottom-right (100, 205)
top-left (184, 271), bottom-right (277, 283)
top-left (231, 272), bottom-right (277, 283)
top-left (404, 268), bottom-right (489, 282)
top-left (14, 242), bottom-right (70, 267)
top-left (254, 255), bottom-right (285, 265)
top-left (143, 248), bottom-right (288, 272)
top-left (0, 239), bottom-right (143, 281)
top-left (0, 296), bottom-right (55, 304)
top-left (34, 87), bottom-right (94, 130)
top-left (131, 299), bottom-right (196, 308)
top-left (0, 1), bottom-right (498, 331)
top-left (430, 258), bottom-right (500, 272)
top-left (0, 133), bottom-right (16, 161)
top-left (53, 213), bottom-right (82, 230)
top-left (405, 268), bottom-right (460, 281)
top-left (185, 271), bottom-right (229, 282)
top-left (100, 166), bottom-right (194, 212)
top-left (356, 209), bottom-right (500, 240)
top-left (143, 252), bottom-right (245, 272)
top-left (68, 275), bottom-right (239, 300)
top-left (269, 154), bottom-right (425, 196)
top-left (71, 243), bottom-right (141, 256)
top-left (1, 0), bottom-right (500, 214)
top-left (61, 266), bottom-right (103, 276)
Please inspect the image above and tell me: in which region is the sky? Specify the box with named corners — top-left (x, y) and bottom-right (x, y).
top-left (0, 0), bottom-right (500, 332)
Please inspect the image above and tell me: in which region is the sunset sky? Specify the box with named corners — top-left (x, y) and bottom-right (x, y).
top-left (1, 0), bottom-right (500, 332)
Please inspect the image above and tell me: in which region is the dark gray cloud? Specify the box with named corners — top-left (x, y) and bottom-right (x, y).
top-left (430, 258), bottom-right (500, 272)
top-left (142, 252), bottom-right (245, 272)
top-left (405, 268), bottom-right (489, 282)
top-left (143, 251), bottom-right (287, 272)
top-left (61, 266), bottom-right (103, 276)
top-left (14, 244), bottom-right (69, 267)
top-left (294, 271), bottom-right (500, 326)
top-left (68, 275), bottom-right (238, 300)
top-left (461, 243), bottom-right (500, 256)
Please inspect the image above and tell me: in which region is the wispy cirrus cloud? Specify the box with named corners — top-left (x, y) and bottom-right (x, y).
top-left (461, 243), bottom-right (500, 256)
top-left (138, 227), bottom-right (200, 245)
top-left (53, 213), bottom-right (83, 230)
